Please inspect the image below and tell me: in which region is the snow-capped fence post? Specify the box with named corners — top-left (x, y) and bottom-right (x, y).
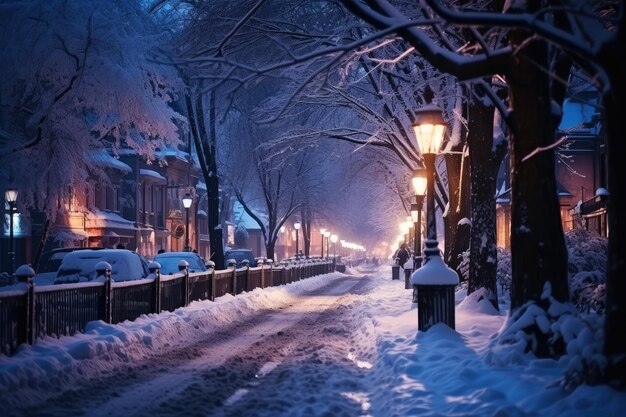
top-left (149, 261), bottom-right (161, 314)
top-left (178, 260), bottom-right (190, 307)
top-left (227, 259), bottom-right (237, 295)
top-left (266, 259), bottom-right (274, 287)
top-left (15, 265), bottom-right (36, 345)
top-left (241, 259), bottom-right (250, 293)
top-left (206, 261), bottom-right (216, 301)
top-left (258, 259), bottom-right (265, 289)
top-left (410, 244), bottom-right (459, 331)
top-left (96, 261), bottom-right (113, 324)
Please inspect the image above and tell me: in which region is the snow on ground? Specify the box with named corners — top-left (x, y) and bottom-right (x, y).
top-left (0, 264), bottom-right (624, 416)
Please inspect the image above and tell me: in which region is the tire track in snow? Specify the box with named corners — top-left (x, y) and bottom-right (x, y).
top-left (19, 274), bottom-right (376, 417)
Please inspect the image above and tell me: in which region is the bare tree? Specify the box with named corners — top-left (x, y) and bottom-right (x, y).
top-left (0, 0), bottom-right (185, 221)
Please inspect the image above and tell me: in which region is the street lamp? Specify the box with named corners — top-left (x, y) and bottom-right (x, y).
top-left (324, 230), bottom-right (331, 258)
top-left (182, 192), bottom-right (193, 252)
top-left (410, 103), bottom-right (459, 331)
top-left (412, 104), bottom-right (446, 256)
top-left (5, 189), bottom-right (18, 277)
top-left (412, 168), bottom-right (427, 268)
top-left (320, 227), bottom-right (326, 258)
top-left (330, 234), bottom-right (338, 259)
top-left (294, 221), bottom-right (301, 259)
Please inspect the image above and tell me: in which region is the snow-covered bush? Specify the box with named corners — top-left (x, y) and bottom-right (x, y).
top-left (457, 247), bottom-right (511, 294)
top-left (565, 228), bottom-right (607, 314)
top-left (495, 248), bottom-right (512, 294)
top-left (565, 228), bottom-right (607, 275)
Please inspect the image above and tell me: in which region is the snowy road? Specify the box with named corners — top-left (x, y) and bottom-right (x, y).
top-left (16, 272), bottom-right (379, 417)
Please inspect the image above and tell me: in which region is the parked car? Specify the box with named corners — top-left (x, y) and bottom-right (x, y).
top-left (153, 251), bottom-right (209, 275)
top-left (224, 249), bottom-right (257, 268)
top-left (54, 249), bottom-right (150, 284)
top-left (34, 247), bottom-right (104, 285)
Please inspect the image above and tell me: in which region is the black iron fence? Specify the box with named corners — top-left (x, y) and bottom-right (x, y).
top-left (0, 259), bottom-right (335, 356)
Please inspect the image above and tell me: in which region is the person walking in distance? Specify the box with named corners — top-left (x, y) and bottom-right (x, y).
top-left (393, 243), bottom-right (410, 268)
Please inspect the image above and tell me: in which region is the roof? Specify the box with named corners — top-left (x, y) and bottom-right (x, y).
top-left (232, 201), bottom-right (261, 230)
top-left (87, 151), bottom-right (132, 173)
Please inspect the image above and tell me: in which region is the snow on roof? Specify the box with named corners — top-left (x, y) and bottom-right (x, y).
top-left (232, 201), bottom-right (262, 230)
top-left (87, 151), bottom-right (132, 173)
top-left (197, 209), bottom-right (207, 217)
top-left (197, 181), bottom-right (207, 191)
top-left (85, 209), bottom-right (136, 231)
top-left (139, 169), bottom-right (166, 182)
top-left (154, 149), bottom-right (190, 163)
top-left (53, 229), bottom-right (89, 242)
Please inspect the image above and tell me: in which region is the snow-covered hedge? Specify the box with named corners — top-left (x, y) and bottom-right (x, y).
top-left (469, 228), bottom-right (608, 314)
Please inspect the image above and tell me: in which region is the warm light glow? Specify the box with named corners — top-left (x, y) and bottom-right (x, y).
top-left (294, 222), bottom-right (301, 230)
top-left (406, 216), bottom-right (413, 226)
top-left (412, 168), bottom-right (427, 196)
top-left (324, 230), bottom-right (330, 238)
top-left (412, 104), bottom-right (446, 155)
top-left (330, 234), bottom-right (338, 243)
top-left (320, 227), bottom-right (326, 235)
top-left (182, 192), bottom-right (193, 208)
top-left (4, 189), bottom-right (18, 203)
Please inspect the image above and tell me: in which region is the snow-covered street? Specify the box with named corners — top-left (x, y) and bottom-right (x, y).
top-left (1, 264), bottom-right (625, 417)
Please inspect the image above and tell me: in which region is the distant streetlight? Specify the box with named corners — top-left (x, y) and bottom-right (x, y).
top-left (400, 221), bottom-right (410, 245)
top-left (324, 230), bottom-right (331, 259)
top-left (4, 189), bottom-right (18, 277)
top-left (412, 168), bottom-right (427, 268)
top-left (330, 234), bottom-right (338, 259)
top-left (182, 192), bottom-right (193, 252)
top-left (410, 103), bottom-right (459, 331)
top-left (320, 227), bottom-right (326, 258)
top-left (294, 221), bottom-right (301, 259)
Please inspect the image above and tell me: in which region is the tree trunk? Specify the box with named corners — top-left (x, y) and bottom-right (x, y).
top-left (444, 150), bottom-right (470, 274)
top-left (508, 30), bottom-right (569, 310)
top-left (467, 96), bottom-right (501, 309)
top-left (190, 89), bottom-right (225, 270)
top-left (602, 14), bottom-right (626, 377)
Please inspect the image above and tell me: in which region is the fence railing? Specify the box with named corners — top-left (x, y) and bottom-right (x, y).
top-left (0, 260), bottom-right (336, 356)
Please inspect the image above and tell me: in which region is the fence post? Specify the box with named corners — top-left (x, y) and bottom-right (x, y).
top-left (242, 259), bottom-right (250, 293)
top-left (226, 259), bottom-right (237, 295)
top-left (258, 259), bottom-right (265, 289)
top-left (178, 260), bottom-right (190, 307)
top-left (96, 261), bottom-right (113, 324)
top-left (206, 261), bottom-right (215, 301)
top-left (149, 261), bottom-right (161, 314)
top-left (16, 265), bottom-right (36, 345)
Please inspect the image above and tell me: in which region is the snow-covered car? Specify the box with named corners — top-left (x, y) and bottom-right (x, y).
top-left (34, 247), bottom-right (105, 285)
top-left (153, 251), bottom-right (209, 275)
top-left (224, 249), bottom-right (257, 268)
top-left (54, 249), bottom-right (150, 284)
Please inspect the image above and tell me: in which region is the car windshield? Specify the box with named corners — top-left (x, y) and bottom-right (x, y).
top-left (154, 253), bottom-right (207, 274)
top-left (38, 251), bottom-right (68, 273)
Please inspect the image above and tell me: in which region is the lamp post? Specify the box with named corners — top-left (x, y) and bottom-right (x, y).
top-left (324, 230), bottom-right (330, 258)
top-left (412, 168), bottom-right (427, 268)
top-left (320, 227), bottom-right (326, 258)
top-left (294, 221), bottom-right (301, 259)
top-left (330, 234), bottom-right (338, 259)
top-left (410, 103), bottom-right (459, 331)
top-left (182, 192), bottom-right (193, 252)
top-left (5, 189), bottom-right (18, 277)
top-left (412, 104), bottom-right (446, 256)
